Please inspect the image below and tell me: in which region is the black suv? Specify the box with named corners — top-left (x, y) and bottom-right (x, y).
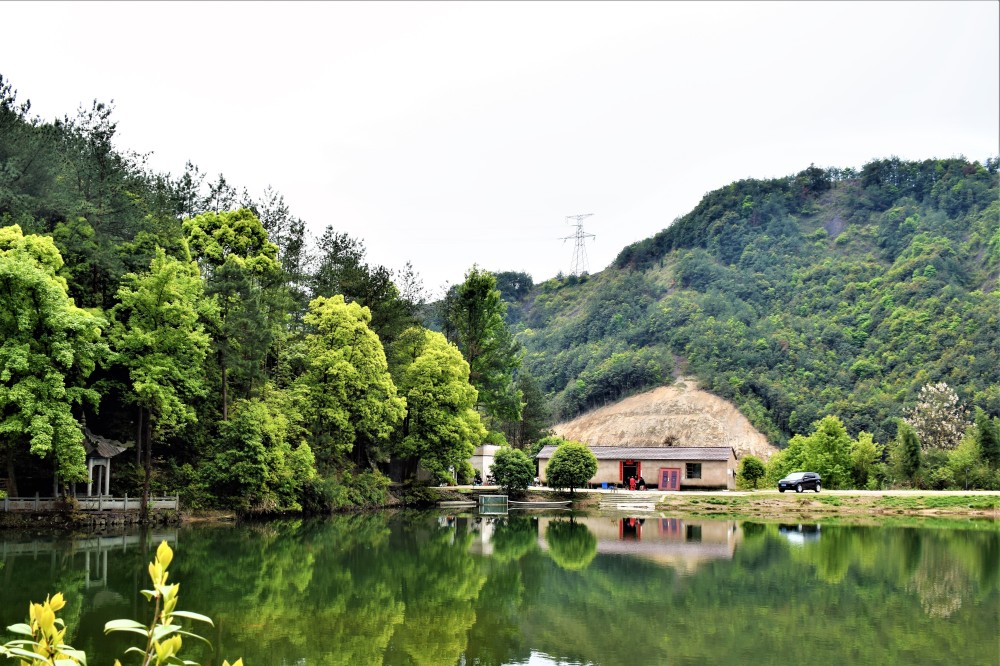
top-left (778, 472), bottom-right (821, 493)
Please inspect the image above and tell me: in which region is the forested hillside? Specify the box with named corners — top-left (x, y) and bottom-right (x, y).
top-left (509, 159), bottom-right (999, 448)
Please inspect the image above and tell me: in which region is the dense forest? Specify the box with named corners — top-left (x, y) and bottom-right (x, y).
top-left (0, 76), bottom-right (538, 511)
top-left (1, 73), bottom-right (998, 509)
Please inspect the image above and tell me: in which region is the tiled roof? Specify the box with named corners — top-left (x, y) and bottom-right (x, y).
top-left (536, 445), bottom-right (734, 461)
top-left (83, 428), bottom-right (130, 459)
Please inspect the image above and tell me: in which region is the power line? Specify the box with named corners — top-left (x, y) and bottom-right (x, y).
top-left (561, 213), bottom-right (595, 276)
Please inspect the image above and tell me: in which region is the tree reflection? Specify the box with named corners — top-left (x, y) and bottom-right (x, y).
top-left (545, 518), bottom-right (597, 571)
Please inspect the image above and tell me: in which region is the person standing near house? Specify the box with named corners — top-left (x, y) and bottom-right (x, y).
top-left (629, 475), bottom-right (636, 491)
top-left (638, 475), bottom-right (646, 490)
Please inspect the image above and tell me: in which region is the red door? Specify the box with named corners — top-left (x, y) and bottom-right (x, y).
top-left (659, 467), bottom-right (680, 490)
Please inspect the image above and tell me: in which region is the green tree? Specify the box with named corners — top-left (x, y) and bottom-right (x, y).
top-left (738, 455), bottom-right (766, 489)
top-left (491, 446), bottom-right (535, 496)
top-left (444, 266), bottom-right (523, 424)
top-left (109, 246), bottom-right (213, 518)
top-left (545, 441), bottom-right (597, 493)
top-left (201, 395), bottom-right (317, 512)
top-left (850, 431), bottom-right (883, 488)
top-left (892, 421), bottom-right (922, 484)
top-left (309, 225), bottom-right (418, 348)
top-left (0, 225), bottom-right (107, 494)
top-left (904, 382), bottom-right (970, 452)
top-left (768, 416), bottom-right (853, 488)
top-left (393, 328), bottom-right (485, 482)
top-left (500, 371), bottom-right (551, 450)
top-left (974, 407), bottom-right (1000, 468)
top-left (183, 208), bottom-right (280, 420)
top-left (298, 295), bottom-right (405, 470)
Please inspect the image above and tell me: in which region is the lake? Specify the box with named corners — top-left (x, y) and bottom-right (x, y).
top-left (1, 511), bottom-right (997, 666)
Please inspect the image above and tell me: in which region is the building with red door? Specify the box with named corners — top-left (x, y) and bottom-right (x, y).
top-left (535, 445), bottom-right (737, 490)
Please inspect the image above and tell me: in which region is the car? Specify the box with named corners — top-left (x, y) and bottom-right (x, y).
top-left (778, 523), bottom-right (822, 544)
top-left (778, 471), bottom-right (821, 493)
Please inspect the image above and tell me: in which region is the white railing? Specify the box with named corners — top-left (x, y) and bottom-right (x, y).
top-left (1, 494), bottom-right (179, 512)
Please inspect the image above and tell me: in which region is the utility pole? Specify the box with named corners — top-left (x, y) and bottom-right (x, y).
top-left (561, 213), bottom-right (595, 277)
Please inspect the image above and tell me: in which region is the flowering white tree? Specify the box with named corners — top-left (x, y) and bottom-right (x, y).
top-left (904, 382), bottom-right (969, 451)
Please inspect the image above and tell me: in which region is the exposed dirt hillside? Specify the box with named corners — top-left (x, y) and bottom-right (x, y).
top-left (552, 378), bottom-right (779, 461)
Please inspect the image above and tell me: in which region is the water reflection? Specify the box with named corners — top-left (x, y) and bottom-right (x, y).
top-left (1, 514), bottom-right (997, 666)
top-left (534, 516), bottom-right (740, 573)
top-left (778, 523), bottom-right (822, 545)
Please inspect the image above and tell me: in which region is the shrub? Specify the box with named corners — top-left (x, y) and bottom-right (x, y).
top-left (738, 455), bottom-right (766, 489)
top-left (491, 447), bottom-right (535, 496)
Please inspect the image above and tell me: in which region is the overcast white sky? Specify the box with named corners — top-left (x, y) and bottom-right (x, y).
top-left (2, 1), bottom-right (998, 297)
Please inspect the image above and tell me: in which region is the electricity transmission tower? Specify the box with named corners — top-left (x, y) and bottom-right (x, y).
top-left (562, 213), bottom-right (595, 276)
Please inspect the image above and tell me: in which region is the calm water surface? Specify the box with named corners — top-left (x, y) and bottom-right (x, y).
top-left (1, 511), bottom-right (997, 666)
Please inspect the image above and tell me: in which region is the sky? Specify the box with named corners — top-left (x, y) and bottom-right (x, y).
top-left (2, 1), bottom-right (998, 297)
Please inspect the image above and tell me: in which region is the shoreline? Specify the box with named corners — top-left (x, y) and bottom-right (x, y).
top-left (3, 490), bottom-right (996, 530)
top-left (452, 487), bottom-right (1000, 521)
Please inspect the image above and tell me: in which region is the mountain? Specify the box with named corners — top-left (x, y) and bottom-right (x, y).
top-left (507, 158), bottom-right (999, 447)
top-left (551, 378), bottom-right (779, 460)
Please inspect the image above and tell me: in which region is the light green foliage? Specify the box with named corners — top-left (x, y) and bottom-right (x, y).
top-left (944, 429), bottom-right (996, 490)
top-left (0, 225), bottom-right (107, 483)
top-left (766, 416), bottom-right (853, 488)
top-left (0, 591), bottom-right (85, 666)
top-left (182, 209), bottom-right (279, 276)
top-left (393, 328), bottom-right (485, 482)
top-left (849, 431), bottom-right (883, 488)
top-left (203, 395), bottom-right (316, 512)
top-left (444, 266), bottom-right (523, 424)
top-left (110, 248), bottom-right (212, 440)
top-left (490, 447), bottom-right (535, 496)
top-left (299, 295), bottom-right (405, 469)
top-left (738, 455), bottom-right (766, 489)
top-left (545, 442), bottom-right (597, 493)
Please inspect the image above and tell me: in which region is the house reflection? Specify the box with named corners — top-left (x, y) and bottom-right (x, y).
top-left (442, 513), bottom-right (741, 573)
top-left (536, 515), bottom-right (741, 573)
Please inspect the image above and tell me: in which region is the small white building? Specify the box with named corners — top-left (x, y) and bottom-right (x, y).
top-left (470, 444), bottom-right (503, 480)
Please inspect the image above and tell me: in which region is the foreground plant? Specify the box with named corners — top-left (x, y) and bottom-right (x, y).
top-left (1, 593), bottom-right (86, 666)
top-left (2, 541), bottom-right (242, 666)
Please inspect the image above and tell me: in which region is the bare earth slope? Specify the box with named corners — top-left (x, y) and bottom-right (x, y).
top-left (552, 378), bottom-right (779, 461)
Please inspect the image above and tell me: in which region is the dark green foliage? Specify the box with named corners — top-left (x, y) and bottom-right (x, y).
top-left (975, 408), bottom-right (1000, 468)
top-left (499, 371), bottom-right (551, 449)
top-left (490, 447), bottom-right (535, 496)
top-left (896, 421), bottom-right (922, 483)
top-left (443, 266), bottom-right (524, 424)
top-left (545, 442), bottom-right (597, 493)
